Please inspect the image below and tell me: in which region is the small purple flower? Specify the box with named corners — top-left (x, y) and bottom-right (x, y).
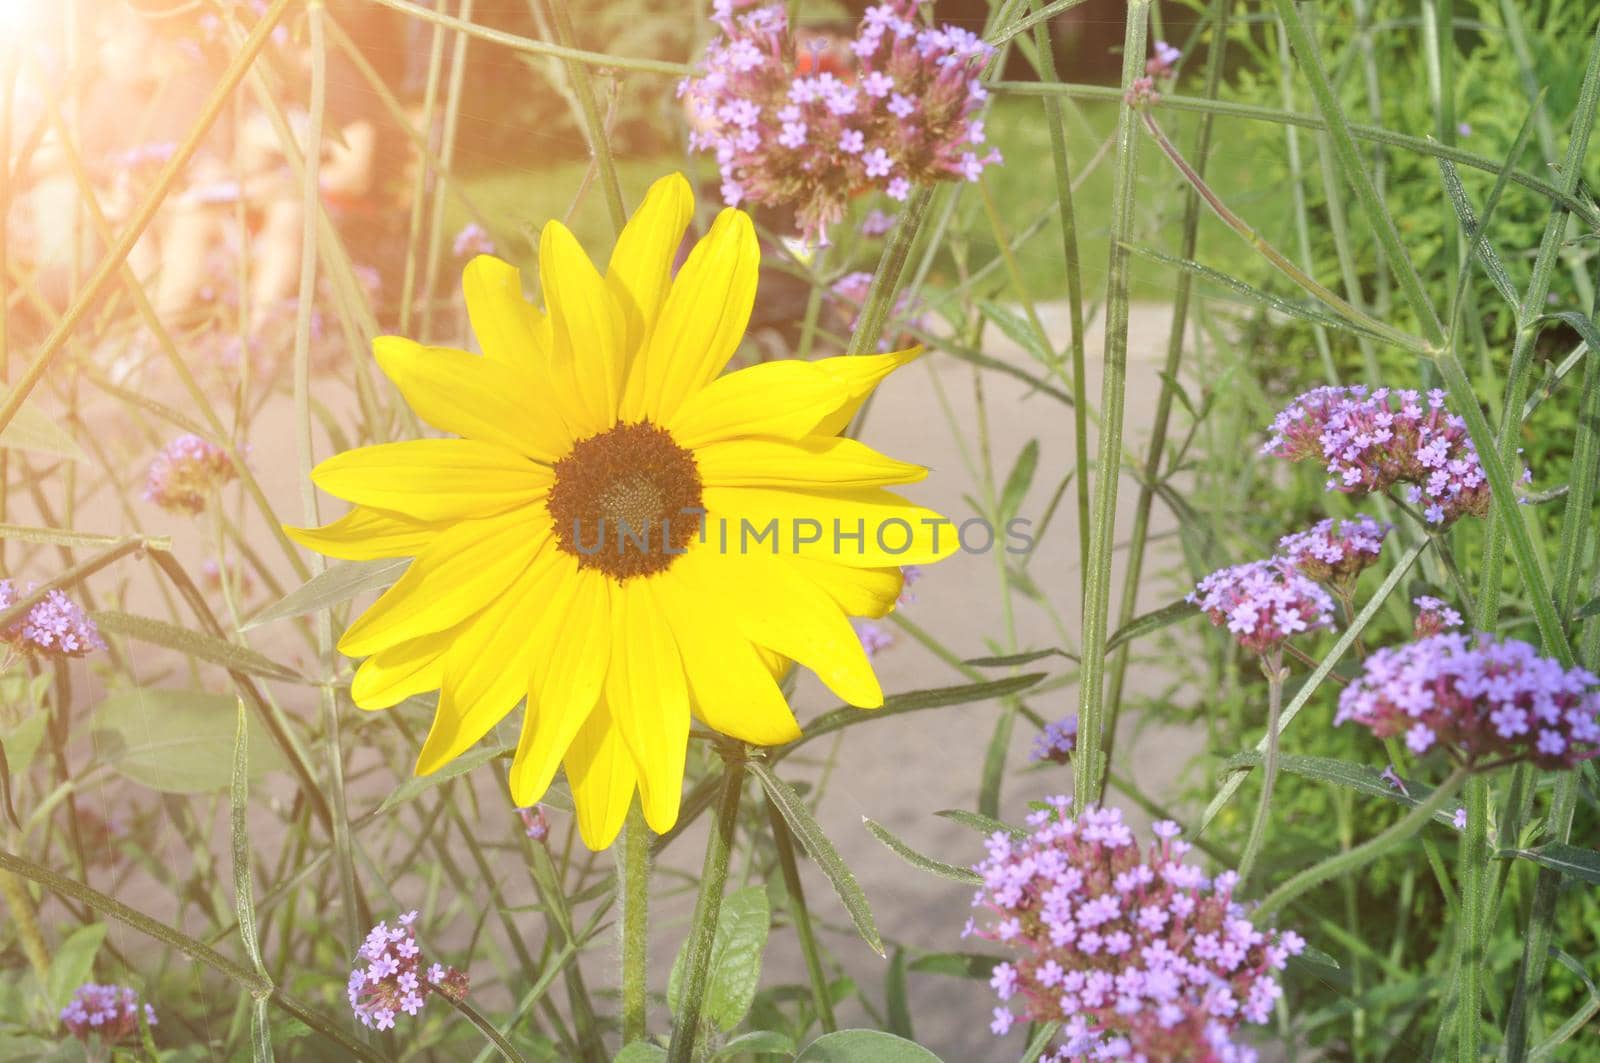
top-left (1413, 595), bottom-right (1464, 638)
top-left (61, 983), bottom-right (156, 1044)
top-left (1187, 557), bottom-right (1335, 655)
top-left (1277, 515), bottom-right (1390, 597)
top-left (852, 617), bottom-right (894, 657)
top-left (0, 580), bottom-right (105, 659)
top-left (452, 222), bottom-right (496, 259)
top-left (518, 805), bottom-right (551, 842)
top-left (838, 128), bottom-right (865, 154)
top-left (1030, 715), bottom-right (1078, 764)
top-left (144, 434), bottom-right (237, 515)
top-left (1452, 808), bottom-right (1468, 831)
top-left (860, 208), bottom-right (897, 236)
top-left (1146, 40), bottom-right (1182, 78)
top-left (348, 914), bottom-right (468, 1029)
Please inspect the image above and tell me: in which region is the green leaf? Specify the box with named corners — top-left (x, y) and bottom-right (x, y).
top-left (230, 699), bottom-right (272, 1063)
top-left (0, 738), bottom-right (16, 831)
top-left (46, 924), bottom-right (107, 1010)
top-left (0, 392), bottom-right (87, 463)
top-left (1020, 1022), bottom-right (1061, 1063)
top-left (1577, 597), bottom-right (1600, 621)
top-left (998, 440), bottom-right (1039, 522)
top-left (611, 1043), bottom-right (667, 1063)
top-left (978, 300), bottom-right (1054, 366)
top-left (243, 559), bottom-right (409, 631)
top-left (711, 1030), bottom-right (795, 1059)
top-left (795, 1030), bottom-right (943, 1062)
top-left (907, 952), bottom-right (1001, 980)
top-left (1497, 843), bottom-right (1600, 885)
top-left (963, 648), bottom-right (1077, 667)
top-left (1219, 752), bottom-right (1462, 828)
top-left (934, 808), bottom-right (1025, 837)
top-left (0, 525), bottom-right (169, 552)
top-left (91, 689), bottom-right (289, 794)
top-left (863, 819), bottom-right (980, 884)
top-left (750, 762), bottom-right (882, 957)
top-left (91, 612), bottom-right (301, 683)
top-left (667, 886), bottom-right (771, 1032)
top-left (886, 948), bottom-right (913, 1040)
top-left (369, 745), bottom-right (509, 818)
top-left (798, 674), bottom-right (1046, 747)
top-left (1105, 599), bottom-right (1198, 655)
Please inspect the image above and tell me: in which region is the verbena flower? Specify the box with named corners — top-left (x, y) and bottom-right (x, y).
top-left (852, 617), bottom-right (895, 657)
top-left (1261, 386), bottom-right (1508, 525)
top-left (1412, 595), bottom-right (1463, 638)
top-left (831, 270), bottom-right (924, 351)
top-left (1276, 515), bottom-right (1390, 598)
top-left (288, 175), bottom-right (955, 848)
top-left (61, 983), bottom-right (155, 1044)
top-left (1187, 557), bottom-right (1334, 656)
top-left (1031, 715), bottom-right (1077, 764)
top-left (970, 801), bottom-right (1304, 1062)
top-left (0, 580), bottom-right (105, 658)
top-left (144, 434), bottom-right (237, 515)
top-left (518, 805), bottom-right (551, 841)
top-left (860, 208), bottom-right (897, 236)
top-left (1336, 633), bottom-right (1600, 768)
top-left (1146, 40), bottom-right (1181, 78)
top-left (346, 912), bottom-right (469, 1030)
top-left (453, 223), bottom-right (495, 259)
top-left (682, 1), bottom-right (1000, 240)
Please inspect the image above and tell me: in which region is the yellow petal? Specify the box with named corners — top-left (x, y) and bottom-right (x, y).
top-left (695, 435), bottom-right (927, 490)
top-left (606, 173), bottom-right (694, 359)
top-left (415, 544), bottom-right (559, 775)
top-left (666, 347), bottom-right (920, 448)
top-left (463, 255), bottom-right (546, 371)
top-left (701, 485), bottom-right (958, 568)
top-left (284, 506), bottom-right (438, 561)
top-left (561, 702), bottom-right (637, 850)
top-left (349, 630), bottom-right (451, 709)
top-left (373, 336), bottom-right (570, 462)
top-left (621, 208), bottom-right (759, 423)
top-left (312, 439), bottom-right (551, 523)
top-left (540, 221), bottom-right (625, 436)
top-left (790, 559), bottom-right (905, 619)
top-left (604, 579), bottom-right (690, 834)
top-left (682, 547), bottom-right (882, 708)
top-left (654, 566), bottom-right (801, 745)
top-left (509, 563), bottom-right (611, 806)
top-left (337, 506), bottom-right (548, 657)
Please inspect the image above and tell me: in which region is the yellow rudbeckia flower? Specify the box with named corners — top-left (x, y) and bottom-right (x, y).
top-left (288, 173), bottom-right (956, 848)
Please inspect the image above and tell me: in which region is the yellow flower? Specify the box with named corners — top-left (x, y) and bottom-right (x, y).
top-left (288, 174), bottom-right (955, 848)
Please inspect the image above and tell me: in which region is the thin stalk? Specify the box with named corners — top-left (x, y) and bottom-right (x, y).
top-left (1074, 0), bottom-right (1150, 810)
top-left (543, 0), bottom-right (627, 233)
top-left (435, 987), bottom-right (533, 1063)
top-left (846, 186), bottom-right (935, 357)
top-left (666, 750), bottom-right (747, 1063)
top-left (0, 867), bottom-right (50, 981)
top-left (765, 796), bottom-right (837, 1033)
top-left (793, 245), bottom-right (829, 363)
top-left (419, 0), bottom-right (475, 343)
top-left (1257, 765), bottom-right (1470, 918)
top-left (1237, 651), bottom-right (1286, 889)
top-left (398, 0), bottom-right (447, 336)
top-left (618, 802), bottom-right (650, 1044)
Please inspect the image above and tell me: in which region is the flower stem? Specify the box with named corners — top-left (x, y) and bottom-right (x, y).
top-left (1257, 765), bottom-right (1469, 918)
top-left (666, 748), bottom-right (747, 1063)
top-left (618, 800), bottom-right (650, 1045)
top-left (764, 795), bottom-right (837, 1033)
top-left (1237, 651), bottom-right (1286, 888)
top-left (435, 985), bottom-right (533, 1063)
top-left (0, 867), bottom-right (50, 982)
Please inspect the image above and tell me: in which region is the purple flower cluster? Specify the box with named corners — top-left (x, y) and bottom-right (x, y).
top-left (453, 223), bottom-right (495, 259)
top-left (346, 912), bottom-right (469, 1030)
top-left (0, 580), bottom-right (105, 659)
top-left (1187, 557), bottom-right (1335, 656)
top-left (852, 617), bottom-right (895, 657)
top-left (1262, 386), bottom-right (1498, 525)
top-left (1276, 515), bottom-right (1390, 598)
top-left (1146, 40), bottom-right (1182, 78)
top-left (518, 805), bottom-right (550, 841)
top-left (970, 801), bottom-right (1304, 1062)
top-left (1336, 633), bottom-right (1600, 769)
top-left (831, 270), bottom-right (925, 351)
top-left (61, 983), bottom-right (156, 1044)
top-left (682, 0), bottom-right (1000, 239)
top-left (1412, 595), bottom-right (1464, 638)
top-left (144, 434), bottom-right (237, 515)
top-left (1031, 716), bottom-right (1078, 764)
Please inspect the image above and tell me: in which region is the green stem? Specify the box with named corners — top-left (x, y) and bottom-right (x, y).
top-left (765, 796), bottom-right (837, 1033)
top-left (543, 0), bottom-right (627, 233)
top-left (666, 750), bottom-right (747, 1063)
top-left (1237, 652), bottom-right (1286, 889)
top-left (618, 801), bottom-right (650, 1045)
top-left (846, 186), bottom-right (934, 357)
top-left (1258, 765), bottom-right (1469, 919)
top-left (436, 987), bottom-right (534, 1063)
top-left (1074, 0), bottom-right (1149, 810)
top-left (1456, 772), bottom-right (1489, 1060)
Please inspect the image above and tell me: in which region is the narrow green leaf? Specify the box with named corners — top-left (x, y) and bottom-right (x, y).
top-left (612, 1044), bottom-right (668, 1063)
top-left (796, 674), bottom-right (1046, 748)
top-left (963, 648), bottom-right (1078, 667)
top-left (711, 1031), bottom-right (796, 1060)
top-left (1219, 752), bottom-right (1463, 828)
top-left (230, 698), bottom-right (273, 1063)
top-left (795, 1030), bottom-right (943, 1062)
top-left (934, 808), bottom-right (1026, 837)
top-left (906, 952), bottom-right (1002, 980)
top-left (91, 689), bottom-right (289, 794)
top-left (667, 886), bottom-right (771, 1033)
top-left (0, 737), bottom-right (17, 831)
top-left (370, 744), bottom-right (509, 818)
top-left (0, 393), bottom-right (87, 463)
top-left (92, 611), bottom-right (302, 683)
top-left (863, 819), bottom-right (981, 885)
top-left (1020, 1022), bottom-right (1061, 1063)
top-left (1497, 843), bottom-right (1600, 885)
top-left (46, 924), bottom-right (107, 1009)
top-left (1105, 599), bottom-right (1198, 655)
top-left (978, 301), bottom-right (1054, 367)
top-left (0, 525), bottom-right (170, 552)
top-left (243, 559), bottom-right (409, 631)
top-left (750, 762), bottom-right (882, 957)
top-left (886, 948), bottom-right (913, 1040)
top-left (998, 439), bottom-right (1040, 522)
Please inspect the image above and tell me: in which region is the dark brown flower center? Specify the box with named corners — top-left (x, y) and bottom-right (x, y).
top-left (547, 421), bottom-right (703, 580)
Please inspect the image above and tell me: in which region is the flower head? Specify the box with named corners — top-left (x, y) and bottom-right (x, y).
top-left (1412, 595), bottom-right (1463, 638)
top-left (1336, 633), bottom-right (1600, 770)
top-left (347, 913), bottom-right (468, 1028)
top-left (683, 1), bottom-right (999, 239)
top-left (1262, 386), bottom-right (1496, 525)
top-left (1031, 715), bottom-right (1077, 764)
top-left (288, 175), bottom-right (955, 848)
top-left (517, 805), bottom-right (550, 841)
top-left (1277, 515), bottom-right (1390, 598)
top-left (831, 270), bottom-right (924, 351)
top-left (972, 801), bottom-right (1303, 1061)
top-left (1146, 40), bottom-right (1181, 78)
top-left (453, 223), bottom-right (496, 259)
top-left (61, 983), bottom-right (156, 1044)
top-left (0, 580), bottom-right (105, 658)
top-left (1187, 557), bottom-right (1335, 655)
top-left (144, 434), bottom-right (237, 515)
